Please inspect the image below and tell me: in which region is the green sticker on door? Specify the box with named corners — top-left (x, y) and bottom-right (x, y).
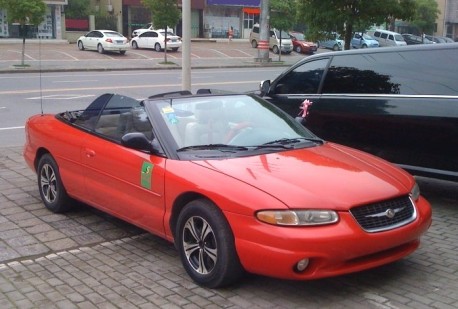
top-left (141, 162), bottom-right (154, 189)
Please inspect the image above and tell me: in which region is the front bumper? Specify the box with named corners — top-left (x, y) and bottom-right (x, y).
top-left (225, 196), bottom-right (431, 280)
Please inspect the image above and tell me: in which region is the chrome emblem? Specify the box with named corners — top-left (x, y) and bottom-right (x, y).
top-left (385, 209), bottom-right (396, 219)
top-left (365, 206), bottom-right (405, 219)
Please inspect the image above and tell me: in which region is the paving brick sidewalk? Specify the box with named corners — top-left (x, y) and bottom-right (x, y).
top-left (1, 146), bottom-right (458, 308)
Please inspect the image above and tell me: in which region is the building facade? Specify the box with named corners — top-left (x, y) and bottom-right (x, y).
top-left (0, 0), bottom-right (67, 39)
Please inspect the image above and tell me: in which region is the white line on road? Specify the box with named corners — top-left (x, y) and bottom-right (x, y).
top-left (0, 126), bottom-right (25, 131)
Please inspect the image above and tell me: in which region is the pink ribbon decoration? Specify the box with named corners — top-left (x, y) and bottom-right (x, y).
top-left (299, 99), bottom-right (313, 118)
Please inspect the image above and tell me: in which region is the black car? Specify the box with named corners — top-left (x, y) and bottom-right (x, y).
top-left (401, 34), bottom-right (434, 45)
top-left (259, 43), bottom-right (458, 181)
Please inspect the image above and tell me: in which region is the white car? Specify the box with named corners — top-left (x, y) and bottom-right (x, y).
top-left (131, 30), bottom-right (182, 52)
top-left (77, 30), bottom-right (129, 55)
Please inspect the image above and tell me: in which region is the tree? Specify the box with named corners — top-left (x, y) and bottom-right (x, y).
top-left (141, 0), bottom-right (181, 63)
top-left (270, 0), bottom-right (296, 61)
top-left (64, 0), bottom-right (91, 19)
top-left (296, 0), bottom-right (417, 50)
top-left (410, 0), bottom-right (439, 37)
top-left (0, 0), bottom-right (46, 66)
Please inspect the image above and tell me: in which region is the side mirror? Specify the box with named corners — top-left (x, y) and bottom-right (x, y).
top-left (259, 80), bottom-right (271, 96)
top-left (121, 132), bottom-right (152, 152)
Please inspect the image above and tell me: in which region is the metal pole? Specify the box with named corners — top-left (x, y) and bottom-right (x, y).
top-left (182, 0), bottom-right (191, 91)
top-left (256, 0), bottom-right (270, 63)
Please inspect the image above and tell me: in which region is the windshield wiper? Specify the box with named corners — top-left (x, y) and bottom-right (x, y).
top-left (263, 137), bottom-right (324, 146)
top-left (177, 144), bottom-right (249, 152)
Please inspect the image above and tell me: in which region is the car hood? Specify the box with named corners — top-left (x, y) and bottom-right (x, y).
top-left (192, 143), bottom-right (413, 210)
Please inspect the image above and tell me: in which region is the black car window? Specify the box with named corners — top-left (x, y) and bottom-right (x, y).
top-left (381, 33), bottom-right (388, 39)
top-left (322, 49), bottom-right (458, 95)
top-left (152, 32), bottom-right (158, 38)
top-left (273, 58), bottom-right (329, 94)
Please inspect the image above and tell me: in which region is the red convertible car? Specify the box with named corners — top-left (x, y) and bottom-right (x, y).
top-left (24, 91), bottom-right (432, 288)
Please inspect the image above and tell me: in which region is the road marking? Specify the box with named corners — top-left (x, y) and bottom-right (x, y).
top-left (235, 49), bottom-right (253, 57)
top-left (0, 80), bottom-right (258, 95)
top-left (27, 94), bottom-right (95, 100)
top-left (0, 126), bottom-right (25, 131)
top-left (55, 51), bottom-right (79, 61)
top-left (210, 49), bottom-right (231, 57)
top-left (8, 50), bottom-right (36, 60)
top-left (53, 80), bottom-right (99, 83)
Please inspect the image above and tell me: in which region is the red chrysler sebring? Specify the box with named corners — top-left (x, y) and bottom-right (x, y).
top-left (23, 90), bottom-right (432, 288)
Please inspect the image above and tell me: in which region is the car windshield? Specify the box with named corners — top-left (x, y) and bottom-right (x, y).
top-left (292, 33), bottom-right (305, 40)
top-left (394, 34), bottom-right (405, 41)
top-left (105, 32), bottom-right (123, 38)
top-left (362, 34), bottom-right (374, 40)
top-left (148, 94), bottom-right (320, 152)
top-left (274, 30), bottom-right (290, 39)
top-left (160, 31), bottom-right (176, 37)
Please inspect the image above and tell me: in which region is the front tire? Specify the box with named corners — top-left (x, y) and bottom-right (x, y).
top-left (295, 46), bottom-right (302, 53)
top-left (77, 41), bottom-right (85, 50)
top-left (251, 40), bottom-right (258, 48)
top-left (333, 44), bottom-right (339, 51)
top-left (272, 45), bottom-right (279, 54)
top-left (176, 199), bottom-right (244, 288)
top-left (132, 41), bottom-right (138, 49)
top-left (37, 154), bottom-right (72, 213)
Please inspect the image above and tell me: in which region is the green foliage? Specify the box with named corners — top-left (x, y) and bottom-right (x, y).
top-left (1, 0), bottom-right (46, 26)
top-left (296, 0), bottom-right (417, 50)
top-left (65, 0), bottom-right (91, 19)
top-left (270, 0), bottom-right (296, 32)
top-left (141, 0), bottom-right (180, 30)
top-left (410, 0), bottom-right (439, 34)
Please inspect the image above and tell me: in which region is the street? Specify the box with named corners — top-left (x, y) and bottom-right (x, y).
top-left (0, 41), bottom-right (457, 308)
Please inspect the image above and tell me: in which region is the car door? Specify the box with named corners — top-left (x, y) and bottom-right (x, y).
top-left (264, 57), bottom-right (330, 118)
top-left (86, 31), bottom-right (100, 49)
top-left (81, 95), bottom-right (167, 236)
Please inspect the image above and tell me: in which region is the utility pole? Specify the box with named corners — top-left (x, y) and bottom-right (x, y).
top-left (256, 0), bottom-right (271, 63)
top-left (182, 0), bottom-right (191, 91)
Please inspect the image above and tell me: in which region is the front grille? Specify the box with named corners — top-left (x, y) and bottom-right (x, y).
top-left (350, 196), bottom-right (416, 232)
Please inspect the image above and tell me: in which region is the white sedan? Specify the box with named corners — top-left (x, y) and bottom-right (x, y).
top-left (131, 30), bottom-right (182, 52)
top-left (77, 30), bottom-right (129, 55)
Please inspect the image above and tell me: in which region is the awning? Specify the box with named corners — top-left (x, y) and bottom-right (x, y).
top-left (243, 7), bottom-right (260, 14)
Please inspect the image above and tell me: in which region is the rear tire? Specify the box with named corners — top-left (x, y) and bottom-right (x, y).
top-left (176, 199), bottom-right (244, 288)
top-left (155, 43), bottom-right (162, 52)
top-left (97, 44), bottom-right (105, 54)
top-left (272, 45), bottom-right (279, 54)
top-left (37, 154), bottom-right (72, 213)
top-left (251, 40), bottom-right (258, 48)
top-left (333, 44), bottom-right (339, 51)
top-left (120, 50), bottom-right (126, 55)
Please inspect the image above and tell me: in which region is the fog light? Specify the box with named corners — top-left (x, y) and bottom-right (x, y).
top-left (295, 258), bottom-right (310, 272)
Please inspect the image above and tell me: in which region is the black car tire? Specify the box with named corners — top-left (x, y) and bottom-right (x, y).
top-left (273, 45), bottom-right (279, 54)
top-left (362, 44), bottom-right (368, 48)
top-left (132, 41), bottom-right (138, 49)
top-left (120, 50), bottom-right (126, 55)
top-left (97, 44), bottom-right (105, 54)
top-left (77, 41), bottom-right (85, 51)
top-left (37, 154), bottom-right (72, 213)
top-left (295, 46), bottom-right (302, 53)
top-left (333, 44), bottom-right (339, 51)
top-left (176, 199), bottom-right (244, 288)
top-left (172, 47), bottom-right (179, 52)
top-left (251, 40), bottom-right (258, 48)
top-left (155, 43), bottom-right (162, 52)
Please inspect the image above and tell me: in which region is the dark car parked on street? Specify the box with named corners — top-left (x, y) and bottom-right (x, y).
top-left (259, 44), bottom-right (458, 181)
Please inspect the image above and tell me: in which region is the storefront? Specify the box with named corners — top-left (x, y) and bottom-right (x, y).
top-left (0, 0), bottom-right (66, 39)
top-left (204, 0), bottom-right (260, 39)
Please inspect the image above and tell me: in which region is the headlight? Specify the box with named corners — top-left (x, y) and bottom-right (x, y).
top-left (410, 182), bottom-right (420, 201)
top-left (256, 210), bottom-right (338, 226)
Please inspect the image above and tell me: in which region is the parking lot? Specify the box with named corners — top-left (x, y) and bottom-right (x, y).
top-left (0, 39), bottom-right (306, 73)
